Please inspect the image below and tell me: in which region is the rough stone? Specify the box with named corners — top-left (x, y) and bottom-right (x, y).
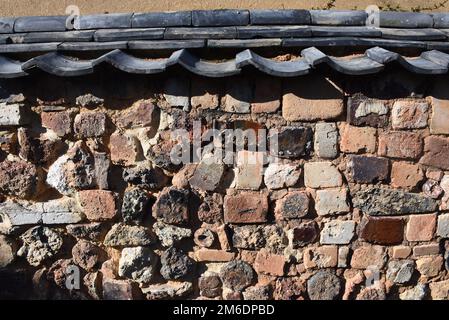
top-left (0, 235), bottom-right (16, 268)
top-left (233, 224), bottom-right (286, 252)
top-left (152, 187), bottom-right (190, 225)
top-left (109, 131), bottom-right (141, 166)
top-left (17, 226), bottom-right (63, 266)
top-left (235, 151), bottom-right (264, 190)
top-left (304, 162), bottom-right (343, 188)
top-left (76, 94), bottom-right (104, 108)
top-left (103, 223), bottom-right (155, 247)
top-left (422, 179), bottom-right (443, 199)
top-left (347, 94), bottom-right (388, 127)
top-left (416, 255), bottom-right (443, 277)
top-left (102, 278), bottom-right (141, 300)
top-left (429, 279), bottom-right (449, 300)
top-left (0, 160), bottom-right (37, 199)
top-left (437, 213), bottom-right (449, 238)
top-left (283, 77), bottom-right (344, 121)
top-left (400, 284), bottom-right (427, 300)
top-left (359, 216), bottom-right (404, 245)
top-left (83, 272), bottom-right (102, 300)
top-left (0, 103), bottom-right (30, 126)
top-left (392, 100), bottom-right (428, 129)
top-left (123, 163), bottom-right (169, 190)
top-left (351, 245), bottom-right (387, 269)
top-left (315, 188), bottom-right (350, 216)
top-left (339, 124), bottom-right (377, 154)
top-left (304, 246), bottom-right (338, 269)
top-left (72, 240), bottom-right (105, 271)
top-left (153, 221), bottom-right (192, 247)
top-left (199, 274), bottom-right (222, 298)
top-left (254, 248), bottom-right (286, 276)
top-left (116, 100), bottom-right (157, 129)
top-left (269, 126), bottom-right (313, 159)
top-left (41, 110), bottom-right (72, 137)
top-left (320, 220), bottom-right (355, 245)
top-left (378, 132), bottom-right (423, 159)
top-left (314, 122), bottom-right (338, 159)
top-left (307, 270), bottom-right (342, 300)
top-left (160, 247), bottom-right (195, 280)
top-left (273, 277), bottom-right (305, 300)
top-left (74, 112), bottom-right (106, 138)
top-left (219, 260), bottom-right (254, 291)
top-left (118, 246), bottom-right (158, 284)
top-left (356, 288), bottom-right (386, 300)
top-left (197, 193), bottom-right (223, 223)
top-left (391, 162), bottom-right (424, 189)
top-left (46, 141), bottom-right (96, 196)
top-left (347, 155), bottom-right (389, 183)
top-left (243, 285), bottom-right (272, 300)
top-left (66, 223), bottom-right (107, 242)
top-left (288, 221), bottom-right (318, 248)
top-left (224, 192), bottom-right (268, 224)
top-left (352, 187), bottom-right (438, 216)
top-left (142, 281), bottom-right (193, 300)
top-left (191, 79), bottom-right (220, 110)
top-left (264, 162), bottom-right (300, 189)
top-left (420, 136), bottom-right (449, 170)
top-left (386, 260), bottom-right (415, 284)
top-left (121, 188), bottom-right (150, 224)
top-left (430, 97), bottom-right (449, 135)
top-left (275, 191), bottom-right (309, 220)
top-left (406, 214), bottom-right (437, 242)
top-left (78, 190), bottom-right (117, 221)
top-left (189, 155), bottom-right (225, 191)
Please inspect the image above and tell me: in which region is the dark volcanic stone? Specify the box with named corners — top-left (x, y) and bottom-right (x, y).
top-left (160, 247), bottom-right (195, 280)
top-left (290, 221), bottom-right (318, 248)
top-left (121, 188), bottom-right (150, 224)
top-left (123, 165), bottom-right (169, 190)
top-left (269, 126), bottom-right (312, 159)
top-left (219, 260), bottom-right (254, 291)
top-left (352, 187), bottom-right (438, 216)
top-left (348, 155), bottom-right (390, 183)
top-left (199, 274), bottom-right (222, 298)
top-left (152, 187), bottom-right (190, 225)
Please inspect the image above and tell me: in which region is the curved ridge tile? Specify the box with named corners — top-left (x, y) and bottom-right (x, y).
top-left (399, 57), bottom-right (448, 74)
top-left (101, 49), bottom-right (168, 74)
top-left (235, 49), bottom-right (310, 76)
top-left (168, 49), bottom-right (240, 77)
top-left (365, 47), bottom-right (399, 64)
top-left (21, 52), bottom-right (97, 76)
top-left (0, 55), bottom-right (28, 78)
top-left (420, 50), bottom-right (449, 67)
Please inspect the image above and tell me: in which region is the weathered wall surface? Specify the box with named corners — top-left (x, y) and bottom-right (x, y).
top-left (0, 66), bottom-right (449, 300)
top-left (0, 0), bottom-right (448, 17)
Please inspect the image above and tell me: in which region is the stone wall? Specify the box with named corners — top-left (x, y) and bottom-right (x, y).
top-left (0, 67), bottom-right (449, 300)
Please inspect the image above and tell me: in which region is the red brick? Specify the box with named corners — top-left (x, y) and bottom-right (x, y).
top-left (391, 162), bottom-right (424, 189)
top-left (406, 214), bottom-right (437, 242)
top-left (420, 136), bottom-right (449, 170)
top-left (303, 246), bottom-right (338, 269)
top-left (116, 100), bottom-right (157, 129)
top-left (340, 124), bottom-right (377, 154)
top-left (78, 190), bottom-right (118, 221)
top-left (359, 216), bottom-right (404, 245)
top-left (282, 76), bottom-right (344, 121)
top-left (194, 249), bottom-right (236, 262)
top-left (413, 243), bottom-right (440, 257)
top-left (224, 192), bottom-right (268, 224)
top-left (254, 248), bottom-right (286, 276)
top-left (378, 132), bottom-right (423, 159)
top-left (102, 278), bottom-right (142, 300)
top-left (109, 131), bottom-right (140, 166)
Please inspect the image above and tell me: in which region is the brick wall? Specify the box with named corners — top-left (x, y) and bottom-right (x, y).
top-left (0, 68), bottom-right (448, 300)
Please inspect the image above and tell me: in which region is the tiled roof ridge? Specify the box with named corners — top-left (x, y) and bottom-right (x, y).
top-left (3, 10), bottom-right (449, 53)
top-left (2, 46), bottom-right (449, 78)
top-left (4, 9), bottom-right (449, 31)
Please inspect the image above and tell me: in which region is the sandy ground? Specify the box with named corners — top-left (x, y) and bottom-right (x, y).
top-left (0, 0), bottom-right (448, 17)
